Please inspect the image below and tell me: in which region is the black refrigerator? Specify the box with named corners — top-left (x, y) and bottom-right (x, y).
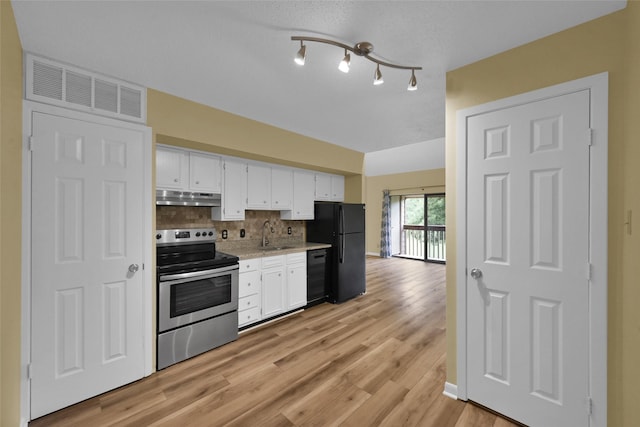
top-left (306, 202), bottom-right (366, 303)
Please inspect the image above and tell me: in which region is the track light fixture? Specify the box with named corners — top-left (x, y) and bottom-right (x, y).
top-left (292, 36), bottom-right (421, 91)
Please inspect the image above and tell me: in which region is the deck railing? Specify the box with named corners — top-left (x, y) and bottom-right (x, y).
top-left (401, 225), bottom-right (446, 262)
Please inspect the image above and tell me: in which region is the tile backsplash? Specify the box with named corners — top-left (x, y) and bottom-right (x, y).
top-left (156, 206), bottom-right (306, 244)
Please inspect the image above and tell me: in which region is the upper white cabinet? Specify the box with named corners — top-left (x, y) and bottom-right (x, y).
top-left (189, 152), bottom-right (221, 193)
top-left (281, 170), bottom-right (314, 220)
top-left (212, 158), bottom-right (246, 221)
top-left (314, 173), bottom-right (331, 201)
top-left (156, 146), bottom-right (185, 190)
top-left (331, 174), bottom-right (345, 201)
top-left (247, 163), bottom-right (271, 209)
top-left (247, 165), bottom-right (293, 210)
top-left (315, 173), bottom-right (344, 202)
top-left (271, 167), bottom-right (293, 210)
top-left (156, 146), bottom-right (221, 193)
top-left (157, 145), bottom-right (343, 218)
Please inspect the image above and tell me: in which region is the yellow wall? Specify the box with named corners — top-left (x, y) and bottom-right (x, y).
top-left (0, 1), bottom-right (23, 425)
top-left (445, 5), bottom-right (636, 426)
top-left (147, 90), bottom-right (365, 203)
top-left (365, 169), bottom-right (445, 254)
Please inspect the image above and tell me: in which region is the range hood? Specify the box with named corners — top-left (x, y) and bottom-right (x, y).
top-left (156, 190), bottom-right (221, 207)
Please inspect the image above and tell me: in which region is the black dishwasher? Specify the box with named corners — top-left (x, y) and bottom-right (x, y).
top-left (307, 248), bottom-right (329, 307)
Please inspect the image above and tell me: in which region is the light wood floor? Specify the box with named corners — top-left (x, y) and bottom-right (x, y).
top-left (30, 257), bottom-right (520, 427)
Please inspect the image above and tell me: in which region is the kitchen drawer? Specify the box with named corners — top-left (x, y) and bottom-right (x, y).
top-left (286, 251), bottom-right (306, 265)
top-left (240, 258), bottom-right (260, 273)
top-left (262, 255), bottom-right (285, 269)
top-left (239, 293), bottom-right (261, 312)
top-left (238, 307), bottom-right (261, 327)
top-left (239, 270), bottom-right (260, 297)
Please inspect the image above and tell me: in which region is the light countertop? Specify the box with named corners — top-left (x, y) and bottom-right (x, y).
top-left (218, 241), bottom-right (331, 260)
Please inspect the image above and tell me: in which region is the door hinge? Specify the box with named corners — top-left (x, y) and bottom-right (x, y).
top-left (586, 262), bottom-right (592, 281)
top-left (27, 363), bottom-right (32, 380)
top-left (587, 128), bottom-right (593, 146)
top-left (586, 396), bottom-right (593, 415)
top-left (28, 136), bottom-right (34, 151)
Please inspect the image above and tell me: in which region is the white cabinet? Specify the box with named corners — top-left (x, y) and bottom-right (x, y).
top-left (314, 173), bottom-right (331, 201)
top-left (281, 170), bottom-right (315, 220)
top-left (237, 252), bottom-right (308, 329)
top-left (156, 146), bottom-right (221, 193)
top-left (286, 252), bottom-right (307, 310)
top-left (247, 164), bottom-right (293, 210)
top-left (247, 163), bottom-right (271, 209)
top-left (238, 259), bottom-right (261, 328)
top-left (271, 167), bottom-right (293, 210)
top-left (212, 159), bottom-right (246, 221)
top-left (156, 146), bottom-right (185, 190)
top-left (189, 152), bottom-right (221, 193)
top-left (261, 255), bottom-right (286, 318)
top-left (331, 174), bottom-right (345, 202)
top-left (315, 173), bottom-right (344, 202)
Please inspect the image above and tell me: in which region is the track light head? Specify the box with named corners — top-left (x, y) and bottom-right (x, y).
top-left (338, 49), bottom-right (350, 73)
top-left (373, 64), bottom-right (384, 85)
top-left (408, 69), bottom-right (418, 91)
top-left (294, 41), bottom-right (306, 65)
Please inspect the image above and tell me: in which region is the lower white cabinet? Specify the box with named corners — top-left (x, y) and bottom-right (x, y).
top-left (286, 252), bottom-right (307, 310)
top-left (237, 252), bottom-right (307, 328)
top-left (238, 259), bottom-right (261, 328)
top-left (262, 255), bottom-right (286, 318)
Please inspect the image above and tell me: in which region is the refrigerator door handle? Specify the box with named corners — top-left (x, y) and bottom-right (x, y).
top-left (339, 205), bottom-right (344, 235)
top-left (339, 234), bottom-right (344, 263)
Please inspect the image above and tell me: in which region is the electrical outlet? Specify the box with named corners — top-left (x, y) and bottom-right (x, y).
top-left (240, 229), bottom-right (245, 238)
top-left (287, 227), bottom-right (292, 235)
top-left (221, 230), bottom-right (228, 239)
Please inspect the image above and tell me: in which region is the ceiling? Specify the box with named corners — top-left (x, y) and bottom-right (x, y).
top-left (11, 1), bottom-right (626, 154)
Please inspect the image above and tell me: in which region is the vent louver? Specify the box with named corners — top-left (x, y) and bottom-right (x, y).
top-left (33, 61), bottom-right (63, 100)
top-left (95, 79), bottom-right (118, 113)
top-left (26, 53), bottom-right (146, 123)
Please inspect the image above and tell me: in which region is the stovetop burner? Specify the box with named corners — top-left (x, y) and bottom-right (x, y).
top-left (156, 228), bottom-right (239, 274)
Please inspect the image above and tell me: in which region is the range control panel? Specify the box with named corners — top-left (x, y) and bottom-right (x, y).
top-left (155, 228), bottom-right (217, 245)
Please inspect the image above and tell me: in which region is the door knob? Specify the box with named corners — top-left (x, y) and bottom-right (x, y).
top-left (470, 268), bottom-right (482, 279)
top-left (128, 264), bottom-right (139, 273)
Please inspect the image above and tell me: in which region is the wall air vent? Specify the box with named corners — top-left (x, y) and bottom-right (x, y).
top-left (26, 53), bottom-right (146, 124)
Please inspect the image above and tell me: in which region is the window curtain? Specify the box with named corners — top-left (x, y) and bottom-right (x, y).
top-left (380, 189), bottom-right (392, 258)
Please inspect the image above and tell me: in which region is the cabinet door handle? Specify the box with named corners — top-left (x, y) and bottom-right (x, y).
top-left (174, 178), bottom-right (179, 183)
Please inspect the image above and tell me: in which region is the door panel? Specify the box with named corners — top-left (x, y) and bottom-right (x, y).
top-left (466, 90), bottom-right (590, 426)
top-left (31, 112), bottom-right (146, 418)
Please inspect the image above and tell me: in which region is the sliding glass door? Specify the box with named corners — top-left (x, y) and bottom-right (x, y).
top-left (397, 193), bottom-right (446, 263)
top-left (425, 194), bottom-right (446, 263)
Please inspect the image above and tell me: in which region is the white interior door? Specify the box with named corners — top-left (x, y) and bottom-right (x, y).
top-left (30, 112), bottom-right (146, 418)
top-left (466, 90), bottom-right (590, 426)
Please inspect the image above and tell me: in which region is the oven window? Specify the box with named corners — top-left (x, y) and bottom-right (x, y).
top-left (170, 275), bottom-right (232, 317)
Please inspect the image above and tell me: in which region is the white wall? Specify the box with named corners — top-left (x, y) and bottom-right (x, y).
top-left (364, 138), bottom-right (445, 177)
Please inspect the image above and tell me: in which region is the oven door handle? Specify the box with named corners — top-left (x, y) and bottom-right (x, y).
top-left (159, 265), bottom-right (239, 282)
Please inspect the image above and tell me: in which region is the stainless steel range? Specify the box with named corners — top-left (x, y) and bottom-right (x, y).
top-left (156, 228), bottom-right (239, 369)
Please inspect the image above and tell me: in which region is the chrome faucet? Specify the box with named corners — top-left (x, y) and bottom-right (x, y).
top-left (262, 220), bottom-right (274, 247)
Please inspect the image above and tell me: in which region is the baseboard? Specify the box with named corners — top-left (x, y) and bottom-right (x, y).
top-left (443, 382), bottom-right (458, 400)
top-left (366, 252), bottom-right (380, 257)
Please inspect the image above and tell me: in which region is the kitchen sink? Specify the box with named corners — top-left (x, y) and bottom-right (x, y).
top-left (259, 245), bottom-right (295, 251)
